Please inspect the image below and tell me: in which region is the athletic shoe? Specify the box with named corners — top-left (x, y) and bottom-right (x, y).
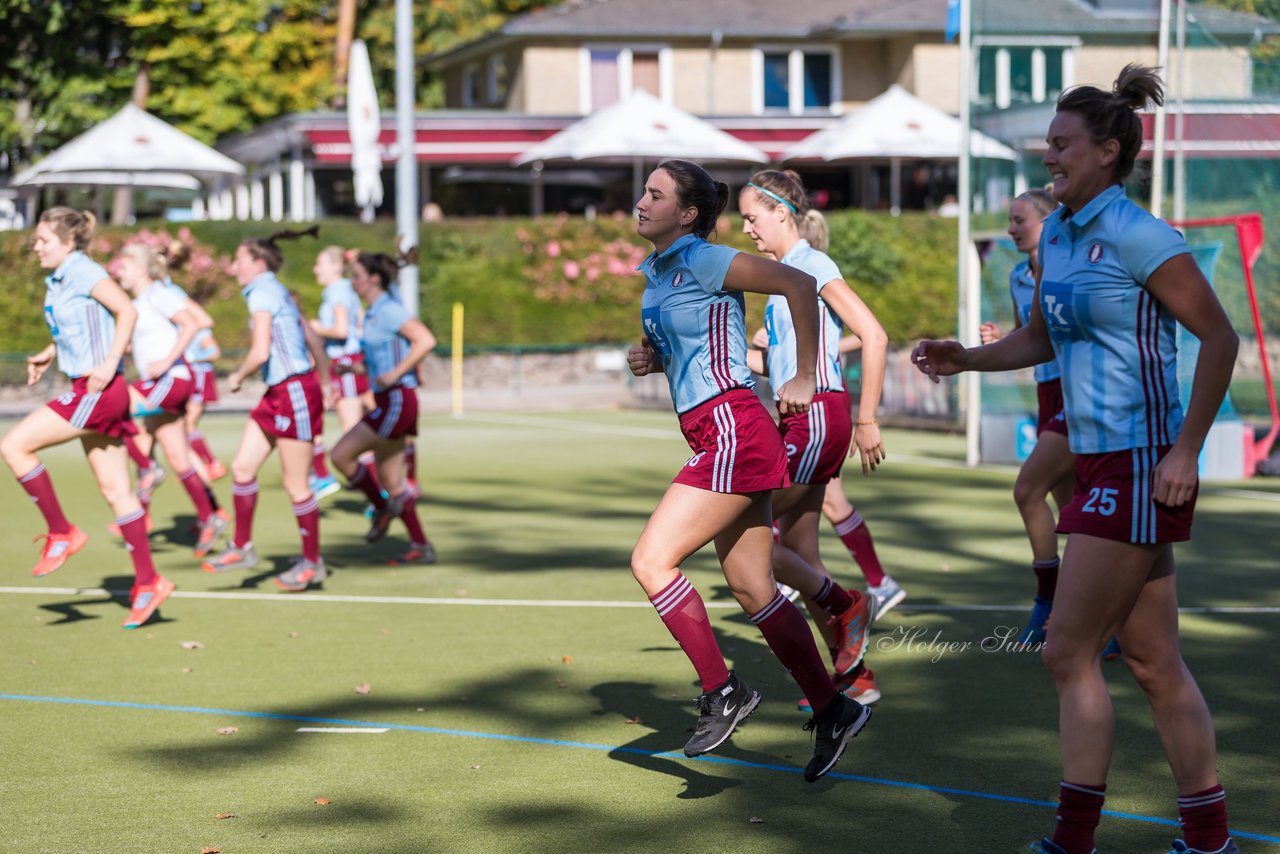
top-left (31, 527), bottom-right (89, 577)
top-left (123, 575), bottom-right (175, 629)
top-left (388, 543), bottom-right (438, 566)
top-left (274, 557), bottom-right (327, 592)
top-left (866, 575), bottom-right (906, 623)
top-left (201, 543), bottom-right (259, 573)
top-left (831, 592), bottom-right (871, 675)
top-left (1019, 596), bottom-right (1054, 645)
top-left (1102, 636), bottom-right (1123, 661)
top-left (193, 513), bottom-right (227, 558)
top-left (1029, 840), bottom-right (1083, 854)
top-left (106, 511), bottom-right (154, 538)
top-left (802, 693), bottom-right (871, 782)
top-left (683, 672), bottom-right (761, 758)
top-left (135, 464), bottom-right (167, 503)
top-left (309, 474), bottom-right (342, 501)
top-left (365, 494), bottom-right (405, 543)
top-left (797, 667), bottom-right (880, 712)
top-left (363, 490), bottom-right (390, 520)
top-left (776, 582), bottom-right (802, 603)
top-left (206, 459), bottom-right (228, 481)
top-left (1168, 838), bottom-right (1239, 854)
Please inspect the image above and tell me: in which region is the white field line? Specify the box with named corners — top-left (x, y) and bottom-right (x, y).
top-left (296, 727), bottom-right (388, 734)
top-left (2, 586), bottom-right (1277, 614)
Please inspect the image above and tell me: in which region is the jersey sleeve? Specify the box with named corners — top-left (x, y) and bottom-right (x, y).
top-left (1118, 214), bottom-right (1190, 287)
top-left (70, 257), bottom-right (111, 299)
top-left (380, 299), bottom-right (412, 333)
top-left (805, 252), bottom-right (843, 293)
top-left (151, 284), bottom-right (189, 319)
top-left (688, 242), bottom-right (739, 295)
top-left (245, 286), bottom-right (278, 317)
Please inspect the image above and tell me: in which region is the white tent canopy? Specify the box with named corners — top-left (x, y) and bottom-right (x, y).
top-left (11, 103), bottom-right (245, 190)
top-left (514, 90), bottom-right (768, 205)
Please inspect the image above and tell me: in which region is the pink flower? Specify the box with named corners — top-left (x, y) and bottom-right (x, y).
top-left (516, 228), bottom-right (530, 242)
top-left (562, 260), bottom-right (581, 280)
top-left (586, 265), bottom-right (600, 282)
top-left (95, 238), bottom-right (113, 255)
top-left (546, 239), bottom-right (561, 258)
top-left (178, 227), bottom-right (193, 243)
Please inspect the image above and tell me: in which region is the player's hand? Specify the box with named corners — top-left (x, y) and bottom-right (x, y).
top-left (776, 372), bottom-right (815, 416)
top-left (750, 327), bottom-right (770, 350)
top-left (979, 321), bottom-right (1003, 345)
top-left (145, 359), bottom-right (173, 379)
top-left (1153, 445), bottom-right (1199, 507)
top-left (375, 371), bottom-right (398, 390)
top-left (227, 370), bottom-right (244, 394)
top-left (85, 359), bottom-right (117, 394)
top-left (627, 340), bottom-right (659, 377)
top-left (911, 340), bottom-right (969, 384)
top-left (322, 384), bottom-right (339, 411)
top-left (26, 350), bottom-right (54, 386)
top-left (852, 421), bottom-right (886, 475)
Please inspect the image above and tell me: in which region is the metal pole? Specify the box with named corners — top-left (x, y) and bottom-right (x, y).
top-left (395, 0), bottom-right (420, 317)
top-left (1173, 0), bottom-right (1188, 223)
top-left (959, 0), bottom-right (980, 467)
top-left (1151, 0), bottom-right (1172, 218)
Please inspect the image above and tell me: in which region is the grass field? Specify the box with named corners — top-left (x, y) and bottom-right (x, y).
top-left (1, 409), bottom-right (1277, 854)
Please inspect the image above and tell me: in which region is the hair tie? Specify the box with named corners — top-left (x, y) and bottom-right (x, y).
top-left (746, 182), bottom-right (796, 213)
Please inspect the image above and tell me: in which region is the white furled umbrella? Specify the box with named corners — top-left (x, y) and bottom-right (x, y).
top-left (347, 39), bottom-right (384, 223)
top-left (10, 103), bottom-right (245, 190)
top-left (783, 85), bottom-right (1016, 214)
top-left (514, 89), bottom-right (768, 203)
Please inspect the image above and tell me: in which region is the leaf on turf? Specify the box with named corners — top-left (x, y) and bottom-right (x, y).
top-left (355, 683), bottom-right (372, 695)
top-left (748, 816), bottom-right (765, 824)
top-left (182, 667), bottom-right (194, 673)
top-left (288, 632), bottom-right (300, 639)
top-left (201, 847), bottom-right (221, 853)
top-left (553, 678), bottom-right (567, 688)
top-left (181, 640), bottom-right (205, 650)
top-left (415, 707), bottom-right (427, 713)
top-left (215, 727), bottom-right (238, 736)
top-left (624, 716), bottom-right (643, 725)
top-left (561, 655), bottom-right (572, 666)
top-left (214, 812), bottom-right (236, 820)
top-left (313, 797), bottom-right (332, 806)
top-left (470, 765), bottom-right (481, 770)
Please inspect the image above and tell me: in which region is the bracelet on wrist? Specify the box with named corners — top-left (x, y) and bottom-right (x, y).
top-left (856, 419), bottom-right (878, 426)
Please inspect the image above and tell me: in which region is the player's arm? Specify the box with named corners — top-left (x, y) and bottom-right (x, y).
top-left (27, 342), bottom-right (57, 386)
top-left (87, 277), bottom-right (136, 393)
top-left (310, 304), bottom-right (348, 340)
top-left (229, 311), bottom-right (273, 392)
top-left (149, 308), bottom-right (200, 378)
top-left (376, 320), bottom-right (436, 390)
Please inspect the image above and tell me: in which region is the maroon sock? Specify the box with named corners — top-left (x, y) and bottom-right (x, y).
top-left (349, 463), bottom-right (387, 510)
top-left (392, 490), bottom-right (428, 545)
top-left (832, 509), bottom-right (885, 586)
top-left (1052, 781), bottom-right (1106, 854)
top-left (177, 468), bottom-right (214, 523)
top-left (189, 432), bottom-right (216, 467)
top-left (648, 574), bottom-right (730, 693)
top-left (18, 464), bottom-right (72, 534)
top-left (1178, 785), bottom-right (1229, 853)
top-left (231, 479), bottom-right (259, 548)
top-left (291, 494), bottom-right (321, 562)
top-left (812, 575), bottom-right (855, 617)
top-left (751, 590), bottom-right (839, 714)
top-left (405, 443), bottom-right (417, 483)
top-left (117, 509), bottom-right (157, 585)
top-left (1033, 557), bottom-right (1060, 601)
top-left (124, 436), bottom-right (151, 470)
top-left (312, 442), bottom-right (331, 478)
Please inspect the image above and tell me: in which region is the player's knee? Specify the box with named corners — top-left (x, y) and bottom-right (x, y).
top-left (1122, 649), bottom-right (1177, 695)
top-left (1013, 476), bottom-right (1046, 510)
top-left (0, 431), bottom-right (25, 468)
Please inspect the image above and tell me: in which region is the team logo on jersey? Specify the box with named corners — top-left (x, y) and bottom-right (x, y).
top-left (1039, 280), bottom-right (1077, 334)
top-left (1087, 243), bottom-right (1105, 264)
top-left (641, 306), bottom-right (672, 356)
top-left (274, 415), bottom-right (292, 433)
top-left (671, 272), bottom-right (684, 288)
top-left (785, 442), bottom-right (798, 458)
top-left (44, 305), bottom-right (60, 336)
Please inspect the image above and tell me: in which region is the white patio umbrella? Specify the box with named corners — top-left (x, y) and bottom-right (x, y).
top-left (347, 39), bottom-right (384, 223)
top-left (783, 85), bottom-right (1017, 213)
top-left (514, 89), bottom-right (768, 205)
top-left (11, 103), bottom-right (245, 190)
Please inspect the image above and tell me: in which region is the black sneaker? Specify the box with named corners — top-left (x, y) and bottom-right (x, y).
top-left (802, 693), bottom-right (871, 782)
top-left (683, 672), bottom-right (761, 758)
top-left (365, 495), bottom-right (403, 543)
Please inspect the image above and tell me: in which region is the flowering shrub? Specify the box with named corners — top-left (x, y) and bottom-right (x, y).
top-left (515, 212), bottom-right (649, 304)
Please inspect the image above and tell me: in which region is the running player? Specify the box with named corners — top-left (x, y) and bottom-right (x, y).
top-left (913, 65), bottom-right (1239, 854)
top-left (627, 159), bottom-right (869, 783)
top-left (200, 231), bottom-right (334, 593)
top-left (739, 169), bottom-right (887, 707)
top-left (329, 251), bottom-right (437, 567)
top-left (978, 188), bottom-right (1073, 645)
top-left (115, 244), bottom-right (225, 556)
top-left (1, 208), bottom-right (173, 628)
top-left (307, 245), bottom-right (366, 500)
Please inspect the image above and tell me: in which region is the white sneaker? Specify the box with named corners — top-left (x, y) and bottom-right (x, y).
top-left (866, 575), bottom-right (906, 623)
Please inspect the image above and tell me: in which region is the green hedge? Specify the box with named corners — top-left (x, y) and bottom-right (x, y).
top-left (0, 212), bottom-right (959, 356)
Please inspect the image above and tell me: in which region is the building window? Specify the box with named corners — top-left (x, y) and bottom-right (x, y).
top-left (977, 45), bottom-right (1071, 110)
top-left (461, 63), bottom-right (483, 108)
top-left (755, 47), bottom-right (838, 115)
top-left (581, 46), bottom-right (671, 113)
top-left (487, 55), bottom-right (509, 104)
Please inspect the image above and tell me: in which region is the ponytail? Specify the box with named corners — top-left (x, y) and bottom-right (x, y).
top-left (239, 225), bottom-right (320, 273)
top-left (39, 207), bottom-right (96, 251)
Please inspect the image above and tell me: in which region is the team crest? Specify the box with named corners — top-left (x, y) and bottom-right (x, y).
top-left (671, 272), bottom-right (684, 288)
top-left (1087, 243), bottom-right (1105, 264)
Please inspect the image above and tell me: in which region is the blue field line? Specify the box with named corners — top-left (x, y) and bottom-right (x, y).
top-left (2, 693), bottom-right (1277, 846)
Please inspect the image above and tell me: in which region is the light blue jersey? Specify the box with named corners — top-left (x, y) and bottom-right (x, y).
top-left (241, 271), bottom-right (312, 387)
top-left (362, 292), bottom-right (417, 392)
top-left (1038, 185), bottom-right (1188, 453)
top-left (44, 251), bottom-right (115, 379)
top-left (639, 234), bottom-right (752, 414)
top-left (1009, 260), bottom-right (1061, 384)
top-left (161, 277), bottom-right (218, 364)
top-left (763, 239), bottom-right (845, 399)
top-left (319, 278), bottom-right (364, 359)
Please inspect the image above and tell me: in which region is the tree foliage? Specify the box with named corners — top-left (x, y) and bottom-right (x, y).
top-left (0, 0), bottom-right (558, 172)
